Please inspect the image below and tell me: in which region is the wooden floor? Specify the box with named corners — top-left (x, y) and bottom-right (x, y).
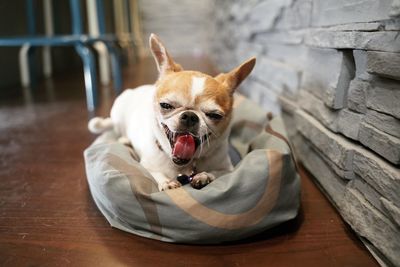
top-left (0, 56), bottom-right (378, 267)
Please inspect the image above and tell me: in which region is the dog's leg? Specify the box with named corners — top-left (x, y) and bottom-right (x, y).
top-left (151, 172), bottom-right (181, 191)
top-left (190, 172), bottom-right (216, 189)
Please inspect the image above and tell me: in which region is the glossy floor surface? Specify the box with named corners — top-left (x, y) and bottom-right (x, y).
top-left (0, 57), bottom-right (378, 266)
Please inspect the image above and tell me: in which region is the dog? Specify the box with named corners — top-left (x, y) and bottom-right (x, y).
top-left (89, 34), bottom-right (256, 191)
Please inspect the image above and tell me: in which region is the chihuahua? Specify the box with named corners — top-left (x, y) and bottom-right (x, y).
top-left (89, 34), bottom-right (256, 191)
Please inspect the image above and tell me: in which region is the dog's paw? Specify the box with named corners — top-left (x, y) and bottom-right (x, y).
top-left (159, 180), bottom-right (182, 191)
top-left (191, 172), bottom-right (215, 189)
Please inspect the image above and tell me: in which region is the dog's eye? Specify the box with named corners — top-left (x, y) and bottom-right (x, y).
top-left (160, 102), bottom-right (175, 110)
top-left (206, 112), bottom-right (223, 121)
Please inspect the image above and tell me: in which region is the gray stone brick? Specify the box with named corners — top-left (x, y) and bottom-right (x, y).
top-left (298, 90), bottom-right (339, 132)
top-left (292, 134), bottom-right (346, 208)
top-left (302, 48), bottom-right (355, 109)
top-left (276, 0), bottom-right (313, 30)
top-left (366, 78), bottom-right (400, 119)
top-left (366, 51), bottom-right (400, 81)
top-left (324, 22), bottom-right (382, 31)
top-left (258, 89), bottom-right (282, 115)
top-left (311, 0), bottom-right (393, 26)
top-left (353, 147), bottom-right (400, 205)
top-left (297, 131), bottom-right (355, 179)
top-left (349, 178), bottom-right (387, 216)
top-left (384, 18), bottom-right (400, 30)
top-left (295, 109), bottom-right (354, 171)
top-left (139, 0), bottom-right (214, 55)
top-left (254, 30), bottom-right (305, 45)
top-left (247, 0), bottom-right (291, 33)
top-left (359, 122), bottom-right (400, 165)
top-left (229, 0), bottom-right (257, 23)
top-left (318, 143), bottom-right (356, 180)
top-left (364, 109), bottom-right (400, 138)
top-left (337, 109), bottom-right (363, 140)
top-left (348, 79), bottom-right (368, 113)
top-left (263, 44), bottom-right (308, 69)
top-left (279, 95), bottom-right (298, 115)
top-left (252, 56), bottom-right (302, 96)
top-left (295, 109), bottom-right (400, 185)
top-left (353, 50), bottom-right (370, 80)
top-left (281, 112), bottom-right (297, 140)
top-left (381, 198), bottom-right (400, 227)
top-left (341, 188), bottom-right (400, 266)
top-left (390, 0), bottom-right (400, 17)
top-left (240, 79), bottom-right (282, 115)
top-left (236, 42), bottom-right (264, 65)
top-left (305, 31), bottom-right (400, 53)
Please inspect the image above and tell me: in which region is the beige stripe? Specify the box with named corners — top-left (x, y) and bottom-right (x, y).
top-left (165, 150), bottom-right (283, 230)
top-left (265, 125), bottom-right (299, 171)
top-left (107, 154), bottom-right (163, 237)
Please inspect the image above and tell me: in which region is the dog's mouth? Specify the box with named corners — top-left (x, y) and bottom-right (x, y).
top-left (162, 123), bottom-right (210, 166)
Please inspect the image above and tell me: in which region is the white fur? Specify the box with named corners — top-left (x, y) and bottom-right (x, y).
top-left (89, 33), bottom-right (254, 191)
top-left (88, 117), bottom-right (113, 134)
top-left (110, 85), bottom-right (157, 161)
top-left (103, 84), bottom-right (233, 191)
top-left (190, 77), bottom-right (205, 101)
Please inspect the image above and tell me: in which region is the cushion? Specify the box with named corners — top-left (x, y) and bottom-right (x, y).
top-left (84, 94), bottom-right (300, 244)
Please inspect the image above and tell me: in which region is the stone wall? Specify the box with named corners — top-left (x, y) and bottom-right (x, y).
top-left (211, 0), bottom-right (400, 266)
top-left (138, 0), bottom-right (214, 56)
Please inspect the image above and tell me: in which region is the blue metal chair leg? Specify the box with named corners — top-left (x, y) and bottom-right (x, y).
top-left (28, 46), bottom-right (38, 88)
top-left (19, 44), bottom-right (37, 88)
top-left (105, 42), bottom-right (123, 95)
top-left (75, 43), bottom-right (97, 111)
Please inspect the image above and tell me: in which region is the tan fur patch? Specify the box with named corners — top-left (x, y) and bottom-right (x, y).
top-left (156, 71), bottom-right (233, 115)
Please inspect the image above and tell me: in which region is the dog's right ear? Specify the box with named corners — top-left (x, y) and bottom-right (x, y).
top-left (149, 33), bottom-right (183, 77)
top-left (215, 57), bottom-right (256, 95)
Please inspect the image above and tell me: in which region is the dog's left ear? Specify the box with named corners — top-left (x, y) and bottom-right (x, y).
top-left (149, 33), bottom-right (183, 77)
top-left (215, 57), bottom-right (256, 94)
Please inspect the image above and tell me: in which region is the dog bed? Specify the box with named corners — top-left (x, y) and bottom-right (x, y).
top-left (84, 94), bottom-right (300, 244)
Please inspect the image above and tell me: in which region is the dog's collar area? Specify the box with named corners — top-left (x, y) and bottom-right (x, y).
top-left (176, 165), bottom-right (197, 185)
top-left (155, 139), bottom-right (199, 186)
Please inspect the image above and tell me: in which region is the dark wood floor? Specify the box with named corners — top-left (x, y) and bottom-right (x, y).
top-left (0, 56), bottom-right (378, 266)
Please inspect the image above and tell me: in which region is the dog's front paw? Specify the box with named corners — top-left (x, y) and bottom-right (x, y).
top-left (159, 180), bottom-right (182, 191)
top-left (191, 172), bottom-right (215, 189)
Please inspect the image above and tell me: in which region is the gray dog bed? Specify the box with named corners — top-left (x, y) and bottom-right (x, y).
top-left (84, 94), bottom-right (300, 244)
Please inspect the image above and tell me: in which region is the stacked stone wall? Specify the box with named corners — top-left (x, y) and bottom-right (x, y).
top-left (211, 1), bottom-right (400, 265)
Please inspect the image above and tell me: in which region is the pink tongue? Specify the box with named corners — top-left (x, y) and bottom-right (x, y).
top-left (172, 135), bottom-right (196, 160)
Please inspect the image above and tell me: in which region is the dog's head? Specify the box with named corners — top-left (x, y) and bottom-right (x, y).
top-left (149, 34), bottom-right (256, 167)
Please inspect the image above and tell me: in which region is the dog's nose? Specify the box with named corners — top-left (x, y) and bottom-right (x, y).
top-left (180, 111), bottom-right (199, 128)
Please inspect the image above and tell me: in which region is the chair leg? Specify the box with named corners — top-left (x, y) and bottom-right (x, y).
top-left (105, 42), bottom-right (123, 95)
top-left (42, 46), bottom-right (52, 78)
top-left (74, 43), bottom-right (98, 111)
top-left (94, 42), bottom-right (111, 86)
top-left (43, 0), bottom-right (54, 78)
top-left (19, 44), bottom-right (36, 88)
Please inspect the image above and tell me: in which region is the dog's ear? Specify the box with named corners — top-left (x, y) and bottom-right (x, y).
top-left (149, 33), bottom-right (183, 77)
top-left (215, 57), bottom-right (256, 94)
